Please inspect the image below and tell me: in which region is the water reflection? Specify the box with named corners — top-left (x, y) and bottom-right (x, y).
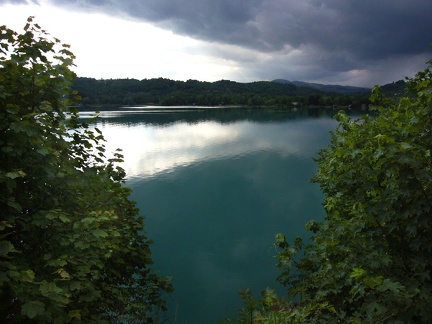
top-left (84, 108), bottom-right (348, 323)
top-left (90, 108), bottom-right (339, 180)
top-left (81, 106), bottom-right (342, 126)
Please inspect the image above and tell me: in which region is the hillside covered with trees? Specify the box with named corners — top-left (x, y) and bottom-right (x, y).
top-left (73, 77), bottom-right (372, 108)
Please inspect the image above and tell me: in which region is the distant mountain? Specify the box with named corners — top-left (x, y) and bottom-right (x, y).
top-left (272, 79), bottom-right (371, 94)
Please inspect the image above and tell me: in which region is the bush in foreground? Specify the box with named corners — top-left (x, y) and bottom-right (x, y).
top-left (0, 18), bottom-right (172, 323)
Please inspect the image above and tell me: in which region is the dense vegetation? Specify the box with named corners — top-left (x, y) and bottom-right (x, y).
top-left (228, 60), bottom-right (432, 322)
top-left (73, 77), bottom-right (372, 108)
top-left (272, 79), bottom-right (371, 94)
top-left (0, 18), bottom-right (172, 322)
top-left (380, 80), bottom-right (407, 97)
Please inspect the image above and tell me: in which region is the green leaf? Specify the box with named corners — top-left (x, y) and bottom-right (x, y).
top-left (68, 309), bottom-right (81, 321)
top-left (7, 199), bottom-right (22, 211)
top-left (20, 270), bottom-right (35, 283)
top-left (80, 217), bottom-right (96, 225)
top-left (54, 268), bottom-right (70, 279)
top-left (400, 142), bottom-right (412, 150)
top-left (70, 281), bottom-right (81, 291)
top-left (0, 240), bottom-right (16, 258)
top-left (92, 229), bottom-right (108, 238)
top-left (5, 170), bottom-right (26, 179)
top-left (365, 301), bottom-right (386, 315)
top-left (0, 221), bottom-right (12, 231)
top-left (379, 279), bottom-right (405, 294)
top-left (21, 301), bottom-right (45, 319)
top-left (59, 214), bottom-right (70, 223)
top-left (40, 281), bottom-right (63, 296)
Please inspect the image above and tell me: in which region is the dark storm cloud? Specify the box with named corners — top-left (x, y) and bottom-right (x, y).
top-left (52, 0), bottom-right (432, 55)
top-left (49, 0), bottom-right (432, 85)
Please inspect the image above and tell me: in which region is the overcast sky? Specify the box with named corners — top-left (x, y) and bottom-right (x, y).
top-left (1, 0), bottom-right (431, 87)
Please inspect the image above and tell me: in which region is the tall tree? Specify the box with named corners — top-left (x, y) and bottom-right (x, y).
top-left (0, 17), bottom-right (172, 323)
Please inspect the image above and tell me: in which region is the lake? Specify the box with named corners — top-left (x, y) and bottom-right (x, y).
top-left (83, 106), bottom-right (344, 323)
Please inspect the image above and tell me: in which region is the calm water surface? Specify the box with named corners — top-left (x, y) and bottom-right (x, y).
top-left (87, 107), bottom-right (344, 323)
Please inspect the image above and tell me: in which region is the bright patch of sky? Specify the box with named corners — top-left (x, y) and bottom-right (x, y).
top-left (0, 1), bottom-right (252, 82)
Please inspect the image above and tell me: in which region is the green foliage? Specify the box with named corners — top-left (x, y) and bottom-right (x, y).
top-left (222, 288), bottom-right (296, 323)
top-left (1, 17), bottom-right (172, 322)
top-left (273, 59), bottom-right (432, 322)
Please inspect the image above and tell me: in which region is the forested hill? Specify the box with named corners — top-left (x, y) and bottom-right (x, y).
top-left (272, 79), bottom-right (371, 94)
top-left (72, 77), bottom-right (372, 107)
top-left (380, 80), bottom-right (407, 97)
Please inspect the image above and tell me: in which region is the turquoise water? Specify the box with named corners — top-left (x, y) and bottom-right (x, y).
top-left (91, 107), bottom-right (341, 323)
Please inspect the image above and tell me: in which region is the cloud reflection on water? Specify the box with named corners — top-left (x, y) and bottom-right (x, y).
top-left (95, 115), bottom-right (337, 180)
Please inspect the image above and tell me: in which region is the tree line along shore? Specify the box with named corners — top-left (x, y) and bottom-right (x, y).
top-left (73, 76), bottom-right (406, 108)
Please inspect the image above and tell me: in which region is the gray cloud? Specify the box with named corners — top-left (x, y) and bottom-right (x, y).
top-left (46, 0), bottom-right (432, 85)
